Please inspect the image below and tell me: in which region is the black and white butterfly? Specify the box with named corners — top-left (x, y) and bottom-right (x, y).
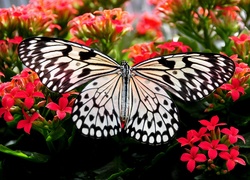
top-left (18, 37), bottom-right (235, 145)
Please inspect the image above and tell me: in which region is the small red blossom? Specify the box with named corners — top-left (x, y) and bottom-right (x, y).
top-left (199, 139), bottom-right (228, 160)
top-left (180, 146), bottom-right (207, 172)
top-left (15, 82), bottom-right (45, 109)
top-left (219, 149), bottom-right (246, 171)
top-left (230, 34), bottom-right (250, 45)
top-left (123, 42), bottom-right (159, 64)
top-left (136, 13), bottom-right (163, 39)
top-left (17, 110), bottom-right (40, 134)
top-left (46, 97), bottom-right (72, 120)
top-left (199, 115), bottom-right (226, 131)
top-left (7, 36), bottom-right (23, 44)
top-left (220, 78), bottom-right (245, 101)
top-left (0, 96), bottom-right (14, 121)
top-left (221, 127), bottom-right (246, 144)
top-left (177, 130), bottom-right (200, 147)
top-left (188, 127), bottom-right (208, 140)
top-left (157, 41), bottom-right (192, 54)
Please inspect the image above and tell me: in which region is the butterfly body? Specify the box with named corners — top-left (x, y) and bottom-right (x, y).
top-left (18, 37), bottom-right (235, 145)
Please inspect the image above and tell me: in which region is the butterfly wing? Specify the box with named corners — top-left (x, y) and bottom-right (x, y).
top-left (125, 75), bottom-right (179, 145)
top-left (18, 37), bottom-right (120, 93)
top-left (131, 53), bottom-right (235, 101)
top-left (72, 74), bottom-right (122, 138)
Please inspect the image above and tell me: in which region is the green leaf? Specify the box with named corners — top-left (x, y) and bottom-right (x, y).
top-left (0, 144), bottom-right (49, 163)
top-left (46, 126), bottom-right (66, 142)
top-left (107, 168), bottom-right (134, 180)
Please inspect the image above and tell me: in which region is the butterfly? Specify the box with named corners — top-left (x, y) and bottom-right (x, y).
top-left (18, 37), bottom-right (235, 145)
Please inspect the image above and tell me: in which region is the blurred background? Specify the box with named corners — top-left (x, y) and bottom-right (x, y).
top-left (0, 0), bottom-right (28, 7)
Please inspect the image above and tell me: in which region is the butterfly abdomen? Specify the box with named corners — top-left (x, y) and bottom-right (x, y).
top-left (120, 62), bottom-right (131, 123)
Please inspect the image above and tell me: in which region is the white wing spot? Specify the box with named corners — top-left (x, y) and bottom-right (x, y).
top-left (82, 127), bottom-right (89, 135)
top-left (76, 120), bottom-right (82, 128)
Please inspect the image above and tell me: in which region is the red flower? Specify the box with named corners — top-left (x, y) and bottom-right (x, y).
top-left (189, 127), bottom-right (208, 140)
top-left (136, 13), bottom-right (163, 38)
top-left (7, 36), bottom-right (23, 44)
top-left (15, 82), bottom-right (45, 109)
top-left (0, 96), bottom-right (14, 121)
top-left (17, 110), bottom-right (40, 134)
top-left (123, 42), bottom-right (159, 64)
top-left (199, 115), bottom-right (226, 131)
top-left (221, 127), bottom-right (245, 144)
top-left (199, 139), bottom-right (228, 160)
top-left (180, 146), bottom-right (207, 172)
top-left (220, 78), bottom-right (245, 101)
top-left (46, 97), bottom-right (72, 120)
top-left (157, 41), bottom-right (192, 54)
top-left (219, 149), bottom-right (246, 171)
top-left (177, 129), bottom-right (200, 147)
top-left (230, 34), bottom-right (250, 45)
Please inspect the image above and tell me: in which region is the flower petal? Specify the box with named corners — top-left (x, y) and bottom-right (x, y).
top-left (180, 153), bottom-right (192, 162)
top-left (187, 159), bottom-right (196, 172)
top-left (194, 154), bottom-right (207, 162)
top-left (226, 159), bottom-right (236, 171)
top-left (46, 102), bottom-right (60, 110)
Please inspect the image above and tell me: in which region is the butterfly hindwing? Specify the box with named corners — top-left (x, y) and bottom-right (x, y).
top-left (125, 75), bottom-right (179, 145)
top-left (72, 74), bottom-right (122, 138)
top-left (18, 37), bottom-right (120, 93)
top-left (132, 53), bottom-right (235, 101)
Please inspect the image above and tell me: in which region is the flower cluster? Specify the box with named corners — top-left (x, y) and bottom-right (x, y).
top-left (30, 0), bottom-right (83, 37)
top-left (178, 116), bottom-right (246, 174)
top-left (0, 36), bottom-right (23, 78)
top-left (153, 0), bottom-right (241, 52)
top-left (68, 8), bottom-right (133, 53)
top-left (0, 4), bottom-right (58, 39)
top-left (0, 68), bottom-right (76, 135)
top-left (123, 41), bottom-right (192, 64)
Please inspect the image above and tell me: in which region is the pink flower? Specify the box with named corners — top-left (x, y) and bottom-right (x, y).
top-left (199, 115), bottom-right (226, 131)
top-left (180, 146), bottom-right (207, 172)
top-left (221, 127), bottom-right (245, 144)
top-left (219, 149), bottom-right (246, 171)
top-left (46, 97), bottom-right (72, 120)
top-left (17, 110), bottom-right (40, 134)
top-left (199, 139), bottom-right (228, 160)
top-left (220, 78), bottom-right (245, 101)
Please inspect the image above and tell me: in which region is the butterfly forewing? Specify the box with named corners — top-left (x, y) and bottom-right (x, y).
top-left (18, 37), bottom-right (120, 93)
top-left (132, 53), bottom-right (235, 101)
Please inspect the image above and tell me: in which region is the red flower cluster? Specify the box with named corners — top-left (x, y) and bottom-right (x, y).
top-left (0, 4), bottom-right (58, 38)
top-left (178, 115), bottom-right (246, 174)
top-left (123, 41), bottom-right (192, 65)
top-left (30, 0), bottom-right (83, 37)
top-left (68, 8), bottom-right (133, 51)
top-left (0, 68), bottom-right (75, 134)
